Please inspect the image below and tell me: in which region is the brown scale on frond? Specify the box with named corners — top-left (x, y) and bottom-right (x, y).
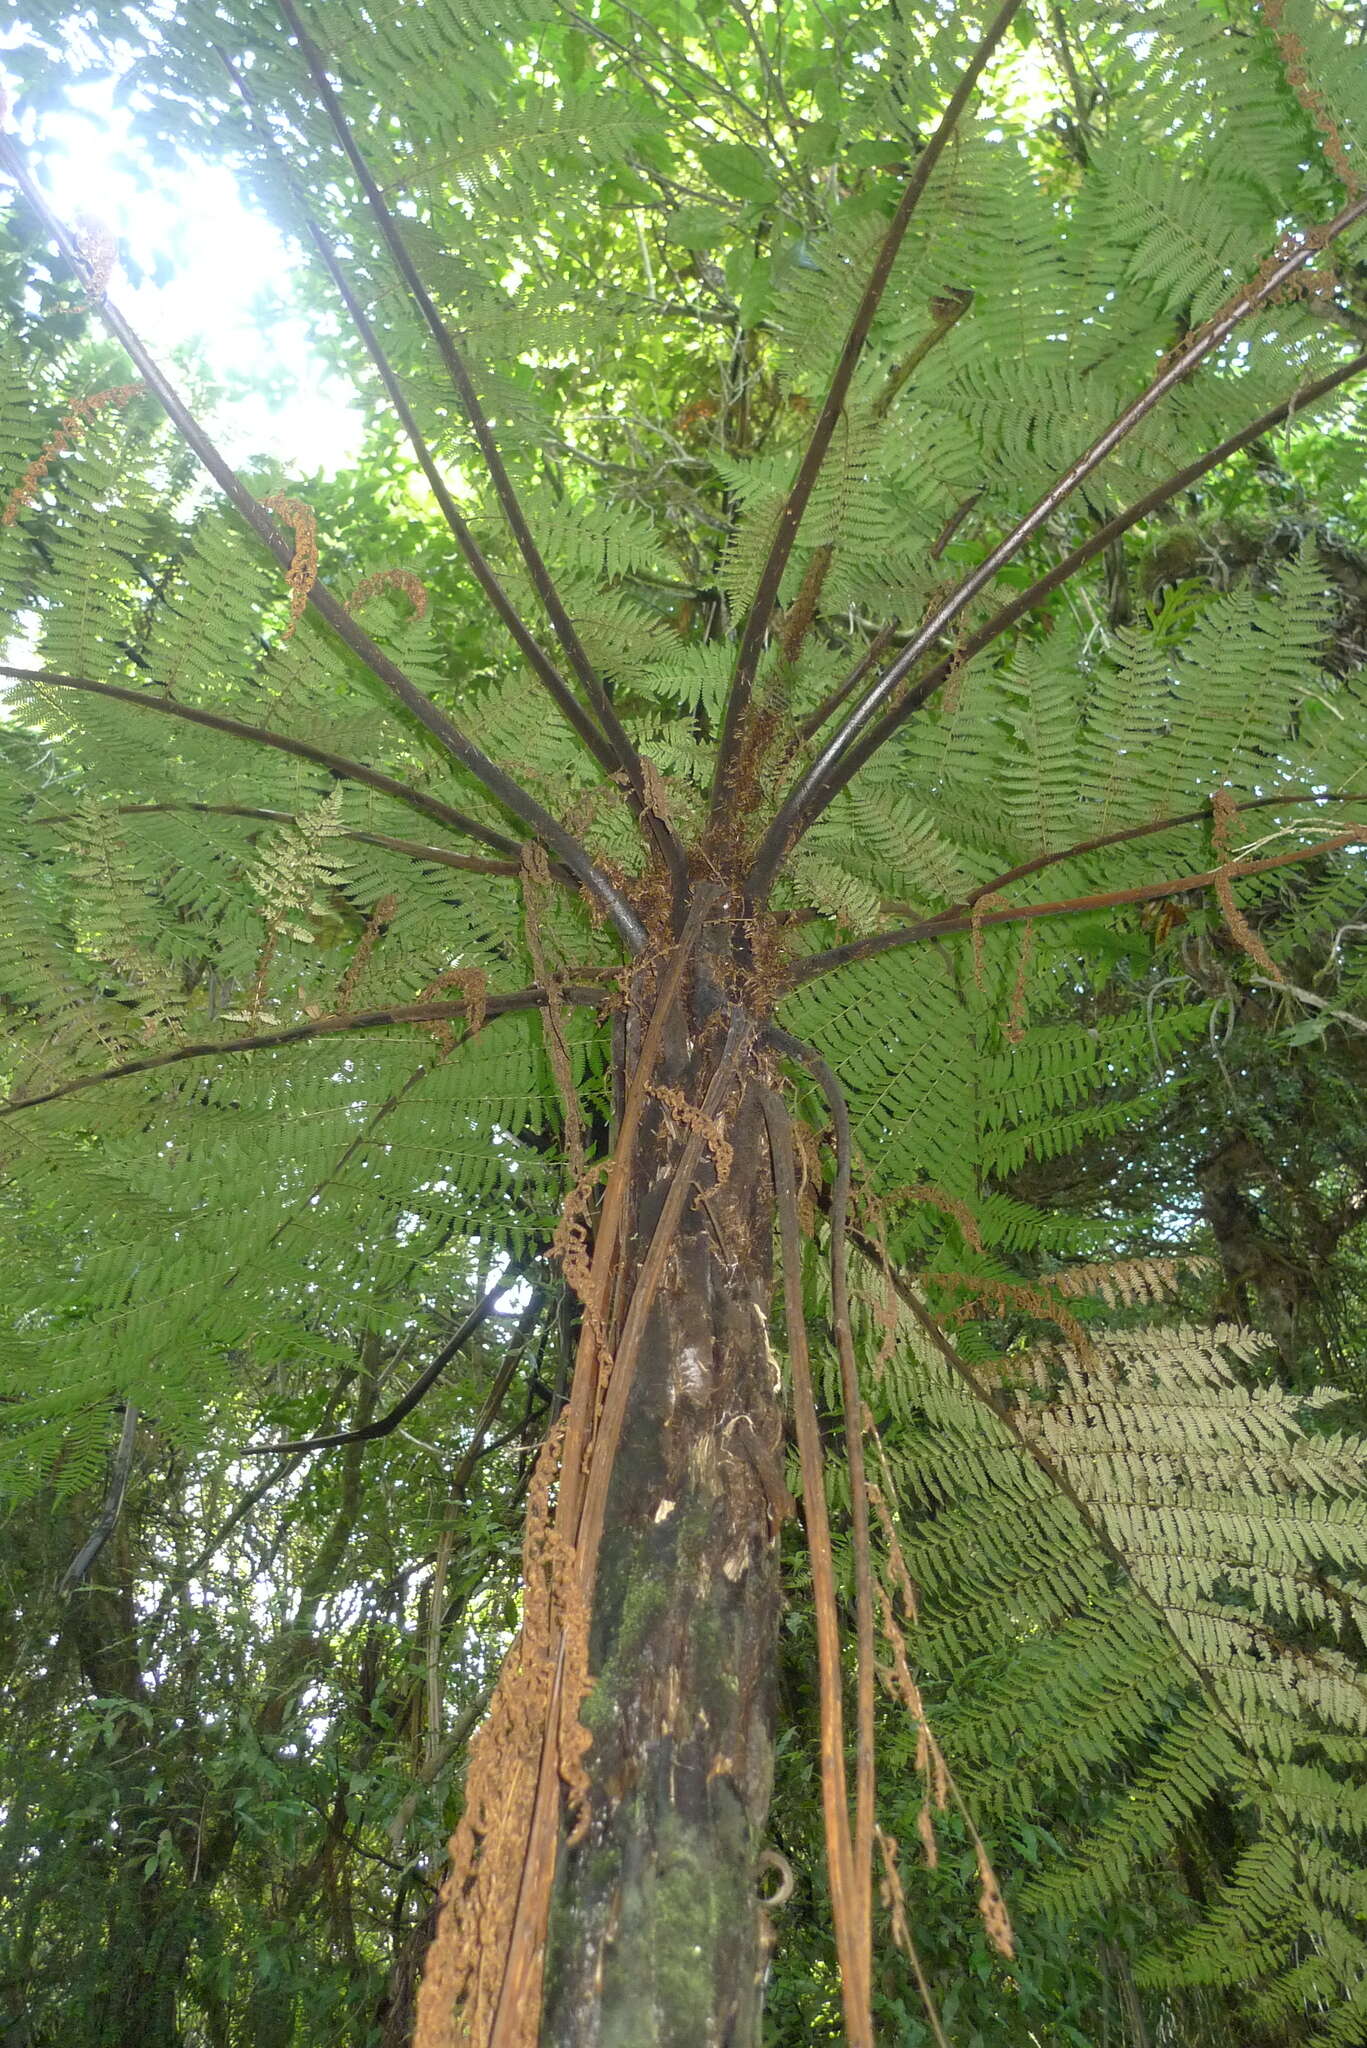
top-left (416, 966), bottom-right (487, 1048)
top-left (3, 382), bottom-right (143, 526)
top-left (1262, 0), bottom-right (1361, 197)
top-left (347, 567), bottom-right (428, 618)
top-left (334, 893), bottom-right (398, 1012)
top-left (73, 212), bottom-right (117, 298)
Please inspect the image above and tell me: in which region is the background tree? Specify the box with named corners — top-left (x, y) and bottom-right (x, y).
top-left (4, 1), bottom-right (1367, 2043)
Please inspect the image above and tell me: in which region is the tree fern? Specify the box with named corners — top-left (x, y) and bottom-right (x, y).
top-left (4, 1), bottom-right (1367, 2043)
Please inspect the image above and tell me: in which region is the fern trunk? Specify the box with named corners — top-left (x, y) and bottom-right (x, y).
top-left (539, 1012), bottom-right (786, 2046)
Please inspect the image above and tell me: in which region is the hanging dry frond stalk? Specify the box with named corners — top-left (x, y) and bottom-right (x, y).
top-left (263, 491), bottom-right (320, 635)
top-left (762, 1084), bottom-right (873, 2048)
top-left (867, 1443), bottom-right (1015, 1963)
top-left (1005, 920), bottom-right (1036, 1044)
top-left (875, 1826), bottom-right (952, 2048)
top-left (3, 382), bottom-right (143, 525)
top-left (971, 889), bottom-right (1007, 992)
top-left (334, 893), bottom-right (398, 1012)
top-left (1211, 787), bottom-right (1281, 978)
top-left (777, 1036), bottom-right (877, 1992)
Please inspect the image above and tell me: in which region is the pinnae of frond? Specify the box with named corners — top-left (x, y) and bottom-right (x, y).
top-left (0, 128), bottom-right (646, 951)
top-left (0, 665), bottom-right (528, 862)
top-left (761, 346), bottom-right (1367, 857)
top-left (217, 47), bottom-right (673, 873)
top-left (749, 288), bottom-right (1367, 896)
top-left (0, 986), bottom-right (600, 1118)
top-left (266, 4), bottom-right (688, 909)
top-left (707, 0), bottom-right (1027, 828)
top-left (853, 1238), bottom-right (1240, 1740)
top-left (789, 822), bottom-right (1367, 987)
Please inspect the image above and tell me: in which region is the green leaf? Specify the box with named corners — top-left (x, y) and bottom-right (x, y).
top-left (696, 141), bottom-right (779, 205)
top-left (664, 205), bottom-right (732, 249)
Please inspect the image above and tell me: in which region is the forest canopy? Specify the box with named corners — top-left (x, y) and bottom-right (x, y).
top-left (4, 1), bottom-right (1367, 2044)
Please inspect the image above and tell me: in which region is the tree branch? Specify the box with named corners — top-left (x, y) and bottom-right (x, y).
top-left (788, 829), bottom-right (1367, 987)
top-left (58, 1401), bottom-right (139, 1593)
top-left (0, 129), bottom-right (645, 949)
top-left (0, 673), bottom-right (527, 857)
top-left (250, 1265), bottom-right (534, 1453)
top-left (29, 800), bottom-right (522, 877)
top-left (1, 985), bottom-right (605, 1117)
top-left (706, 0), bottom-right (1025, 823)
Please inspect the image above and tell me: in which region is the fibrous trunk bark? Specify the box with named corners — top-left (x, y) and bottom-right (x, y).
top-left (539, 983), bottom-right (787, 2047)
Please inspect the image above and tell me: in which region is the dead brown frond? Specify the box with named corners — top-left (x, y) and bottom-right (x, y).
top-left (550, 1159), bottom-right (612, 1335)
top-left (762, 1084), bottom-right (873, 2048)
top-left (928, 1269), bottom-right (1097, 1363)
top-left (414, 1422), bottom-right (589, 2048)
top-left (263, 491), bottom-right (320, 636)
top-left (1051, 1254), bottom-right (1212, 1307)
top-left (647, 1082), bottom-right (734, 1186)
top-left (3, 382), bottom-right (143, 526)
